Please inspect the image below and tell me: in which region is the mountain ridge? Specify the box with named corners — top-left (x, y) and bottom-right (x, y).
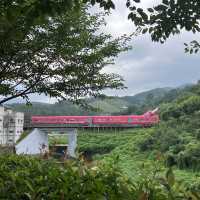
top-left (8, 87), bottom-right (173, 115)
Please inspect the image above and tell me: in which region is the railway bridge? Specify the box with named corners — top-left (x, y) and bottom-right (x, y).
top-left (16, 109), bottom-right (159, 157)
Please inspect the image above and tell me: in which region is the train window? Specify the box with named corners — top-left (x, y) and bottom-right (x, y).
top-left (87, 118), bottom-right (92, 123)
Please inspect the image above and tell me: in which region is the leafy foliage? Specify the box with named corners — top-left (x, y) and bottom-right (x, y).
top-left (138, 82), bottom-right (200, 171)
top-left (0, 5), bottom-right (130, 104)
top-left (86, 0), bottom-right (200, 53)
top-left (0, 155), bottom-right (134, 200)
top-left (0, 154), bottom-right (200, 200)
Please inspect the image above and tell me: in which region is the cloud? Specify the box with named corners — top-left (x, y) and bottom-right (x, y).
top-left (99, 0), bottom-right (200, 96)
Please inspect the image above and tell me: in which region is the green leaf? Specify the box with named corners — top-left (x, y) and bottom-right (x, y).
top-left (126, 0), bottom-right (130, 7)
top-left (166, 168), bottom-right (175, 187)
top-left (109, 1), bottom-right (115, 9)
top-left (162, 0), bottom-right (169, 5)
top-left (142, 28), bottom-right (148, 34)
top-left (154, 5), bottom-right (167, 11)
top-left (147, 8), bottom-right (154, 13)
top-left (91, 0), bottom-right (96, 6)
top-left (128, 12), bottom-right (134, 20)
top-left (23, 193), bottom-right (32, 200)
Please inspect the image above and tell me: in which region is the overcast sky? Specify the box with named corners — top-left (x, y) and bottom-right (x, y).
top-left (102, 0), bottom-right (200, 96)
top-left (8, 0), bottom-right (200, 103)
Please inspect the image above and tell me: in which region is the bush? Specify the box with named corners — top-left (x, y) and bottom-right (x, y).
top-left (195, 129), bottom-right (200, 140)
top-left (0, 155), bottom-right (199, 200)
top-left (0, 155), bottom-right (134, 200)
top-left (177, 143), bottom-right (200, 171)
top-left (165, 154), bottom-right (177, 167)
top-left (138, 137), bottom-right (154, 151)
top-left (138, 125), bottom-right (182, 153)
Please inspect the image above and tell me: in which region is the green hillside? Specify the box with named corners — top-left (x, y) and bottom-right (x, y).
top-left (123, 87), bottom-right (172, 105)
top-left (11, 82), bottom-right (200, 173)
top-left (9, 98), bottom-right (130, 116)
top-left (9, 101), bottom-right (90, 116)
top-left (4, 82), bottom-right (200, 199)
top-left (8, 87), bottom-right (172, 115)
top-left (50, 81), bottom-right (200, 184)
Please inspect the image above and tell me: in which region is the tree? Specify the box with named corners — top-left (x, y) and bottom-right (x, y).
top-left (84, 0), bottom-right (200, 53)
top-left (3, 0), bottom-right (200, 56)
top-left (0, 0), bottom-right (114, 48)
top-left (0, 5), bottom-right (130, 104)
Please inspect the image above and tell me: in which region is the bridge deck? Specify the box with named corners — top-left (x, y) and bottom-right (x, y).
top-left (27, 123), bottom-right (148, 129)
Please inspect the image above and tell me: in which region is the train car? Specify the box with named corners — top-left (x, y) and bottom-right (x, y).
top-left (32, 116), bottom-right (90, 124)
top-left (31, 108), bottom-right (159, 128)
top-left (31, 115), bottom-right (91, 128)
top-left (92, 115), bottom-right (129, 125)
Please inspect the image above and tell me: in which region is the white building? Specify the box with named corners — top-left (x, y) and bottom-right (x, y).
top-left (0, 106), bottom-right (24, 145)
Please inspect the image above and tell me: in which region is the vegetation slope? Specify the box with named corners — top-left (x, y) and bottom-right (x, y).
top-left (1, 82), bottom-right (200, 199)
top-left (49, 81), bottom-right (200, 186)
top-left (8, 87), bottom-right (171, 115)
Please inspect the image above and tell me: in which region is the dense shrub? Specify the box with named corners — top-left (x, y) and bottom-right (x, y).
top-left (160, 95), bottom-right (200, 120)
top-left (0, 155), bottom-right (135, 200)
top-left (138, 124), bottom-right (182, 153)
top-left (79, 144), bottom-right (115, 155)
top-left (176, 144), bottom-right (200, 171)
top-left (160, 103), bottom-right (182, 120)
top-left (162, 142), bottom-right (200, 171)
top-left (0, 155), bottom-right (199, 200)
top-left (138, 122), bottom-right (200, 171)
top-left (165, 153), bottom-right (177, 167)
top-left (195, 129), bottom-right (200, 140)
top-left (180, 96), bottom-right (200, 115)
top-left (138, 136), bottom-right (154, 151)
top-left (78, 133), bottom-right (131, 155)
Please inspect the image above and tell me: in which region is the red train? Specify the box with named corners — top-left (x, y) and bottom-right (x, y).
top-left (31, 108), bottom-right (159, 128)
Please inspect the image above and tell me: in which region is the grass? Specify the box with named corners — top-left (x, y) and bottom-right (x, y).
top-left (49, 128), bottom-right (200, 184)
top-left (48, 134), bottom-right (68, 145)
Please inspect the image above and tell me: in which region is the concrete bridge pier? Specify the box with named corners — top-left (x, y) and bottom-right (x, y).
top-left (67, 129), bottom-right (77, 158)
top-left (15, 128), bottom-right (78, 158)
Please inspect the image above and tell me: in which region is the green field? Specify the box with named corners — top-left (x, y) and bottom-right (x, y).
top-left (49, 128), bottom-right (200, 186)
top-left (2, 127), bottom-right (199, 199)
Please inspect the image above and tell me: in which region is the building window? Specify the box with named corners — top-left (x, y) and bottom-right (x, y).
top-left (10, 119), bottom-right (14, 123)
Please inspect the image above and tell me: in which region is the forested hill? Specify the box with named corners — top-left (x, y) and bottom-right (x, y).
top-left (138, 81), bottom-right (200, 171)
top-left (122, 87), bottom-right (172, 105)
top-left (8, 87), bottom-right (172, 115)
